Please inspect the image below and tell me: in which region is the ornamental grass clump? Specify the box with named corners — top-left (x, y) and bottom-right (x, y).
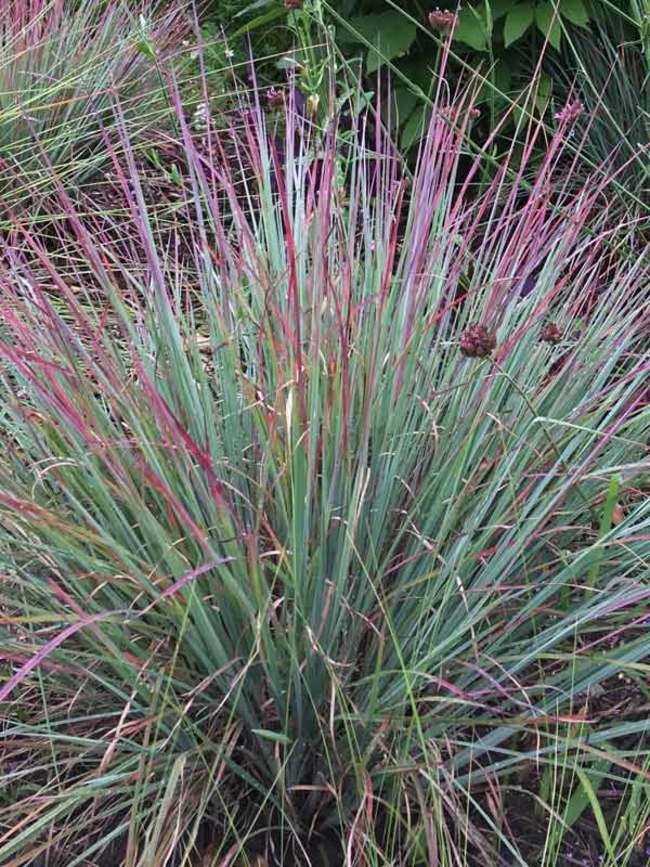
top-left (0, 65), bottom-right (649, 865)
top-left (0, 0), bottom-right (186, 213)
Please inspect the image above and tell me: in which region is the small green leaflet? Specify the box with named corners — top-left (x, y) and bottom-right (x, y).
top-left (401, 105), bottom-right (432, 150)
top-left (564, 756), bottom-right (612, 829)
top-left (489, 0), bottom-right (517, 21)
top-left (598, 475), bottom-right (621, 538)
top-left (536, 2), bottom-right (562, 51)
top-left (235, 0), bottom-right (277, 15)
top-left (573, 769), bottom-right (616, 861)
top-left (394, 88), bottom-right (420, 132)
top-left (348, 12), bottom-right (417, 73)
top-left (232, 6), bottom-right (287, 38)
top-left (587, 474), bottom-right (621, 585)
top-left (454, 7), bottom-right (489, 51)
top-left (534, 72), bottom-right (553, 116)
top-left (504, 3), bottom-right (535, 47)
top-left (252, 728), bottom-right (293, 745)
top-left (561, 0), bottom-right (590, 28)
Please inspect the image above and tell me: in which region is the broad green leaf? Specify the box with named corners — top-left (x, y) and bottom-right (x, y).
top-left (504, 3), bottom-right (535, 47)
top-left (534, 72), bottom-right (553, 115)
top-left (335, 23), bottom-right (365, 47)
top-left (400, 105), bottom-right (431, 150)
top-left (454, 7), bottom-right (490, 51)
top-left (398, 56), bottom-right (441, 92)
top-left (487, 60), bottom-right (514, 111)
top-left (536, 2), bottom-right (562, 50)
top-left (494, 60), bottom-right (512, 96)
top-left (489, 0), bottom-right (516, 21)
top-left (348, 12), bottom-right (417, 73)
top-left (394, 88), bottom-right (419, 126)
top-left (561, 0), bottom-right (590, 28)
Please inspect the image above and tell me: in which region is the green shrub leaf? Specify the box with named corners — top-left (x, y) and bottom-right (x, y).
top-left (394, 88), bottom-right (419, 125)
top-left (504, 2), bottom-right (535, 47)
top-left (534, 71), bottom-right (553, 115)
top-left (490, 0), bottom-right (516, 21)
top-left (536, 1), bottom-right (562, 50)
top-left (349, 12), bottom-right (417, 72)
top-left (232, 5), bottom-right (286, 37)
top-left (236, 0), bottom-right (277, 15)
top-left (400, 104), bottom-right (432, 149)
top-left (561, 0), bottom-right (590, 28)
top-left (454, 7), bottom-right (490, 51)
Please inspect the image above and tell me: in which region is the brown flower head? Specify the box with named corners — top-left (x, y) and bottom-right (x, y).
top-left (540, 322), bottom-right (562, 345)
top-left (266, 87), bottom-right (284, 108)
top-left (428, 8), bottom-right (459, 32)
top-left (460, 324), bottom-right (497, 358)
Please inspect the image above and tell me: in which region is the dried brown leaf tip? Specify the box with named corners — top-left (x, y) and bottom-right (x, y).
top-left (540, 322), bottom-right (562, 345)
top-left (459, 324), bottom-right (497, 358)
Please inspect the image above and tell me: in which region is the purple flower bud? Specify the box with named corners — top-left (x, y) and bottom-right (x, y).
top-left (554, 99), bottom-right (583, 123)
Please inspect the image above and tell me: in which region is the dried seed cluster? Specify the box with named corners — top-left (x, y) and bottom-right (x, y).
top-left (459, 324), bottom-right (496, 358)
